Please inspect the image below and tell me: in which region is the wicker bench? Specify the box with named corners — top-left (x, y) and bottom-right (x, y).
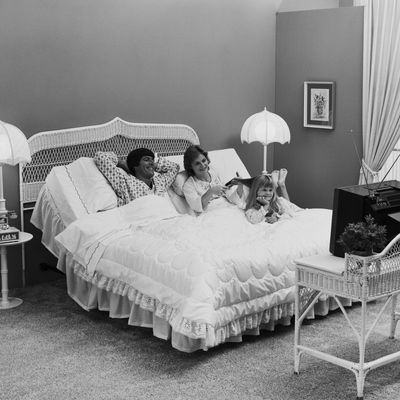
top-left (294, 233), bottom-right (400, 399)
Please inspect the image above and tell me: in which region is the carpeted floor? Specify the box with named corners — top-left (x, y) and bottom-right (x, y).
top-left (1, 279), bottom-right (400, 400)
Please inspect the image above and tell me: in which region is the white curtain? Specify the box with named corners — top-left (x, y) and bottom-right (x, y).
top-left (378, 145), bottom-right (400, 181)
top-left (355, 0), bottom-right (400, 184)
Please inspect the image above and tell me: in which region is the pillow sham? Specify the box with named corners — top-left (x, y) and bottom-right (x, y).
top-left (66, 157), bottom-right (118, 213)
top-left (45, 157), bottom-right (118, 226)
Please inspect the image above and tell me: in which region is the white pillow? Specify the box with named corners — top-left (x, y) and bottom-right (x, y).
top-left (45, 157), bottom-right (118, 226)
top-left (207, 148), bottom-right (251, 183)
top-left (171, 171), bottom-right (189, 196)
top-left (66, 157), bottom-right (118, 213)
top-left (164, 154), bottom-right (187, 196)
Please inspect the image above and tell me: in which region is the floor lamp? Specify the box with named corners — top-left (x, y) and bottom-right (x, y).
top-left (240, 107), bottom-right (290, 174)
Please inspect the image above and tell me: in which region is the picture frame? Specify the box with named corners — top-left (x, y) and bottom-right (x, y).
top-left (303, 81), bottom-right (335, 129)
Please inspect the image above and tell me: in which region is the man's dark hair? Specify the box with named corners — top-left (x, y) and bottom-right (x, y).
top-left (127, 148), bottom-right (155, 174)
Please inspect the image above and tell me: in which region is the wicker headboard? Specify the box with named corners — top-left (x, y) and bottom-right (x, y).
top-left (19, 117), bottom-right (200, 211)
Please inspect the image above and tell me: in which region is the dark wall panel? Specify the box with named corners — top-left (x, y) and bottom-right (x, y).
top-left (275, 7), bottom-right (364, 209)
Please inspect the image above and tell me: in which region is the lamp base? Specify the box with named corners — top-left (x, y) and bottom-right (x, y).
top-left (0, 227), bottom-right (20, 243)
top-left (0, 297), bottom-right (23, 309)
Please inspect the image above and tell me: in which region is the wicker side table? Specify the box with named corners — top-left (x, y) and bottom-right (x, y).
top-left (0, 232), bottom-right (33, 309)
top-left (294, 234), bottom-right (400, 399)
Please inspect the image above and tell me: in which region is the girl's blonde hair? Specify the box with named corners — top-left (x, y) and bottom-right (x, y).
top-left (245, 174), bottom-right (279, 212)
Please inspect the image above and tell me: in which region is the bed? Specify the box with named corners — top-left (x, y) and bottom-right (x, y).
top-left (22, 117), bottom-right (342, 352)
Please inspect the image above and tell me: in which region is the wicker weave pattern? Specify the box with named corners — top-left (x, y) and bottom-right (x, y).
top-left (298, 234), bottom-right (400, 301)
top-left (298, 286), bottom-right (319, 313)
top-left (344, 238), bottom-right (400, 298)
top-left (20, 117), bottom-right (200, 204)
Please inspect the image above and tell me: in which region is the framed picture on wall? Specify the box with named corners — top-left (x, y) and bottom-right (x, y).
top-left (303, 81), bottom-right (335, 129)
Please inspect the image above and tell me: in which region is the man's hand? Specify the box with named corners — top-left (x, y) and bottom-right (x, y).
top-left (117, 159), bottom-right (129, 173)
top-left (157, 165), bottom-right (169, 173)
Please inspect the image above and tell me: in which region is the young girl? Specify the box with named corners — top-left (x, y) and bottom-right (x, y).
top-left (244, 173), bottom-right (295, 224)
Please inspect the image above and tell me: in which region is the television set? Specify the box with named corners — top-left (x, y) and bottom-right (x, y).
top-left (330, 180), bottom-right (400, 257)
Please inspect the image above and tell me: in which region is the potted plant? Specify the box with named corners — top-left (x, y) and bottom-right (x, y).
top-left (338, 215), bottom-right (387, 256)
top-left (338, 215), bottom-right (387, 275)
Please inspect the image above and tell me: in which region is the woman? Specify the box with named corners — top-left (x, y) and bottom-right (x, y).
top-left (182, 145), bottom-right (291, 215)
top-left (182, 145), bottom-right (231, 213)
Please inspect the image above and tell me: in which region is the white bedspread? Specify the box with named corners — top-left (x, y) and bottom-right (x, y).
top-left (56, 195), bottom-right (332, 345)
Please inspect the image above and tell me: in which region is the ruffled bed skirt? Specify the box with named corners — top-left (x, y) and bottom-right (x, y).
top-left (57, 252), bottom-right (352, 353)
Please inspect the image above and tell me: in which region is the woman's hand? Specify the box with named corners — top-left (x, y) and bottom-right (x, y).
top-left (236, 182), bottom-right (244, 198)
top-left (225, 172), bottom-right (241, 188)
top-left (209, 185), bottom-right (226, 197)
top-left (201, 185), bottom-right (227, 210)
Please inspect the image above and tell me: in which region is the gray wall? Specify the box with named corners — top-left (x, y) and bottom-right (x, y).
top-left (279, 0), bottom-right (340, 12)
top-left (1, 0), bottom-right (280, 288)
top-left (275, 6), bottom-right (363, 209)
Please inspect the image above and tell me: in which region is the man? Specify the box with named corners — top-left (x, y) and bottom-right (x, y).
top-left (94, 148), bottom-right (179, 206)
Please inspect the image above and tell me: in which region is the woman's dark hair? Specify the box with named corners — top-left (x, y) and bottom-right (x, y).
top-left (183, 145), bottom-right (210, 177)
top-left (245, 174), bottom-right (278, 211)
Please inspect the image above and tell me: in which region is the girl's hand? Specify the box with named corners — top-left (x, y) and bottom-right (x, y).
top-left (265, 213), bottom-right (279, 224)
top-left (256, 196), bottom-right (269, 206)
top-left (253, 202), bottom-right (262, 210)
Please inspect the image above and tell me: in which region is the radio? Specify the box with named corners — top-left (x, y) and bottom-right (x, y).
top-left (0, 210), bottom-right (19, 243)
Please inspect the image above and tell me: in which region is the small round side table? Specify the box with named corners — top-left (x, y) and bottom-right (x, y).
top-left (0, 231), bottom-right (33, 310)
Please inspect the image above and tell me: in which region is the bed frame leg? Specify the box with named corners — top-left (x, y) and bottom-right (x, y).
top-left (40, 262), bottom-right (63, 275)
top-left (390, 294), bottom-right (399, 339)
